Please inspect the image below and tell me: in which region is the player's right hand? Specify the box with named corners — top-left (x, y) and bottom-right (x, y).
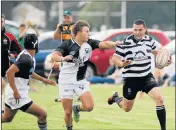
top-left (13, 91), bottom-right (21, 104)
top-left (122, 60), bottom-right (132, 67)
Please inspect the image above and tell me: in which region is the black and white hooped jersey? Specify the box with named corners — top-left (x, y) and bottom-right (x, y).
top-left (56, 38), bottom-right (100, 83)
top-left (13, 50), bottom-right (36, 90)
top-left (115, 34), bottom-right (161, 78)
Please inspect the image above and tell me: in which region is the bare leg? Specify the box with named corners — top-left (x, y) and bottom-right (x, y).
top-left (148, 87), bottom-right (166, 130)
top-left (25, 103), bottom-right (47, 130)
top-left (61, 99), bottom-right (73, 130)
top-left (1, 106), bottom-right (18, 123)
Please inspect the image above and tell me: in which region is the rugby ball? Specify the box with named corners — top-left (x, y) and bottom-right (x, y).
top-left (156, 49), bottom-right (170, 69)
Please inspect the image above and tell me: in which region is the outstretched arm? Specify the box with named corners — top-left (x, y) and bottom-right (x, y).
top-left (99, 41), bottom-right (120, 49)
top-left (32, 72), bottom-right (56, 86)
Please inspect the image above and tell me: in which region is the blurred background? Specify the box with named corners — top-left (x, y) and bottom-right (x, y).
top-left (2, 1), bottom-right (176, 86)
top-left (2, 1), bottom-right (175, 31)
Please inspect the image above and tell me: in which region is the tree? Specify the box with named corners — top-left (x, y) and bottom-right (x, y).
top-left (78, 1), bottom-right (121, 30)
top-left (126, 1), bottom-right (175, 30)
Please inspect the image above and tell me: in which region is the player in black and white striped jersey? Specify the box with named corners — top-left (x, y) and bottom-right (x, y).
top-left (107, 19), bottom-right (172, 130)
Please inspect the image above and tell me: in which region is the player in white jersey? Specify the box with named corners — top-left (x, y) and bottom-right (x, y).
top-left (51, 20), bottom-right (120, 130)
top-left (1, 34), bottom-right (56, 130)
top-left (107, 19), bottom-right (172, 130)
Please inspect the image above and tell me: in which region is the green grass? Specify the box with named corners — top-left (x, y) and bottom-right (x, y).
top-left (2, 82), bottom-right (175, 130)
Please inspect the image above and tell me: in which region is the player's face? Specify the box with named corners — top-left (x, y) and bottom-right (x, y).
top-left (80, 26), bottom-right (90, 42)
top-left (133, 24), bottom-right (146, 40)
top-left (1, 17), bottom-right (5, 30)
top-left (63, 15), bottom-right (72, 24)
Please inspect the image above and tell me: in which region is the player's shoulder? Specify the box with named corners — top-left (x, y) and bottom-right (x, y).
top-left (87, 38), bottom-right (100, 43)
top-left (17, 51), bottom-right (33, 63)
top-left (59, 39), bottom-right (72, 47)
top-left (122, 34), bottom-right (134, 45)
top-left (5, 32), bottom-right (16, 40)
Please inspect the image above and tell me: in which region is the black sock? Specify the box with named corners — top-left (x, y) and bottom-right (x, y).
top-left (66, 125), bottom-right (72, 130)
top-left (156, 105), bottom-right (166, 130)
top-left (76, 105), bottom-right (82, 112)
top-left (38, 122), bottom-right (47, 130)
top-left (115, 97), bottom-right (123, 107)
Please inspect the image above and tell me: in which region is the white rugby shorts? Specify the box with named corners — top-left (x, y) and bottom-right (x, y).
top-left (59, 80), bottom-right (90, 99)
top-left (4, 85), bottom-right (31, 110)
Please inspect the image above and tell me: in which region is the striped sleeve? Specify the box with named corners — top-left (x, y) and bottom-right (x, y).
top-left (151, 39), bottom-right (162, 51)
top-left (114, 45), bottom-right (125, 60)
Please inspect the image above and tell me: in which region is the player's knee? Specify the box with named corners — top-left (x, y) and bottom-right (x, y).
top-left (38, 111), bottom-right (47, 120)
top-left (124, 107), bottom-right (132, 112)
top-left (65, 110), bottom-right (72, 117)
top-left (84, 104), bottom-right (94, 112)
top-left (155, 95), bottom-right (164, 105)
top-left (5, 117), bottom-right (13, 122)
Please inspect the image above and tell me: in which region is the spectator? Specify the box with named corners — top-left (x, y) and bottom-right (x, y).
top-left (16, 20), bottom-right (40, 49)
top-left (53, 10), bottom-right (74, 41)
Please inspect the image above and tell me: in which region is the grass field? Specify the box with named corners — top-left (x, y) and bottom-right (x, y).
top-left (2, 82), bottom-right (175, 130)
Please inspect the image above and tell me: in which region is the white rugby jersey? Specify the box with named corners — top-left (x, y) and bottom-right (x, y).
top-left (115, 34), bottom-right (161, 78)
top-left (56, 38), bottom-right (100, 83)
top-left (5, 50), bottom-right (36, 97)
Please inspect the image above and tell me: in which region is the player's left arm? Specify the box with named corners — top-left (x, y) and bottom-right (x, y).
top-left (31, 72), bottom-right (56, 86)
top-left (88, 39), bottom-right (121, 50)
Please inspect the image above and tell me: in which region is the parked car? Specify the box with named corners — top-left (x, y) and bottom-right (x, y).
top-left (34, 29), bottom-right (170, 79)
top-left (5, 20), bottom-right (19, 37)
top-left (164, 31), bottom-right (175, 40)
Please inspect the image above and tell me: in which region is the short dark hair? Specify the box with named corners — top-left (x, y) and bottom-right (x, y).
top-left (1, 14), bottom-right (5, 19)
top-left (145, 29), bottom-right (149, 35)
top-left (72, 20), bottom-right (90, 36)
top-left (133, 19), bottom-right (146, 27)
top-left (19, 23), bottom-right (26, 28)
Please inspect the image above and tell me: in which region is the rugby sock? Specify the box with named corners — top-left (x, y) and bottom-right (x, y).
top-left (156, 105), bottom-right (166, 130)
top-left (66, 125), bottom-right (72, 130)
top-left (75, 105), bottom-right (82, 112)
top-left (38, 122), bottom-right (47, 130)
top-left (115, 97), bottom-right (123, 107)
